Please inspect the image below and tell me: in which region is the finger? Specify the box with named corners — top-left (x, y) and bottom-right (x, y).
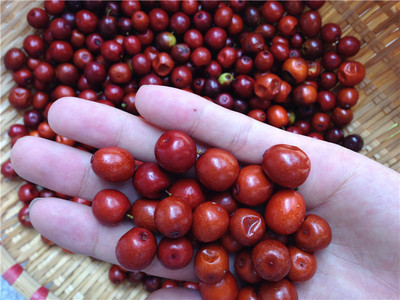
top-left (135, 85), bottom-right (317, 163)
top-left (48, 97), bottom-right (162, 163)
top-left (146, 287), bottom-right (202, 300)
top-left (134, 85), bottom-right (365, 206)
top-left (11, 136), bottom-right (137, 201)
top-left (29, 197), bottom-right (198, 282)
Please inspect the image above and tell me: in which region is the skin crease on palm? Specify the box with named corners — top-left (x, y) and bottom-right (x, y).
top-left (10, 85), bottom-right (399, 299)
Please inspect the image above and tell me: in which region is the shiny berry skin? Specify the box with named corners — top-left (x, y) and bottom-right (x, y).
top-left (157, 236), bottom-right (194, 270)
top-left (4, 48), bottom-right (27, 71)
top-left (299, 10), bottom-right (322, 38)
top-left (33, 62), bottom-right (54, 83)
top-left (331, 107), bottom-right (353, 128)
top-left (235, 249), bottom-right (261, 284)
top-left (251, 239), bottom-right (291, 282)
top-left (258, 279), bottom-right (298, 300)
top-left (266, 105), bottom-right (289, 128)
top-left (75, 10), bottom-right (99, 34)
top-left (161, 280), bottom-right (179, 289)
top-left (262, 144), bottom-right (311, 188)
top-left (278, 15), bottom-right (298, 37)
top-left (115, 227), bottom-right (157, 270)
top-left (23, 35), bottom-right (45, 58)
top-left (18, 203), bottom-right (32, 227)
top-left (317, 90), bottom-right (337, 112)
top-left (183, 281), bottom-right (200, 290)
top-left (199, 271), bottom-right (238, 300)
top-left (130, 199), bottom-right (158, 232)
top-left (1, 160), bottom-right (18, 178)
top-left (8, 87), bottom-right (32, 109)
top-left (18, 182), bottom-right (39, 203)
top-left (232, 165), bottom-right (274, 206)
top-left (154, 196), bottom-right (193, 239)
top-left (169, 12), bottom-right (191, 35)
top-left (101, 40), bottom-right (124, 62)
top-left (91, 147), bottom-right (135, 182)
top-left (265, 189), bottom-right (306, 235)
top-left (154, 130), bottom-right (197, 173)
top-left (337, 87), bottom-right (359, 108)
top-left (71, 197), bottom-right (91, 206)
top-left (204, 27), bottom-right (227, 51)
top-left (260, 1), bottom-right (284, 23)
top-left (8, 124), bottom-right (29, 139)
top-left (192, 201), bottom-right (229, 242)
top-left (131, 53), bottom-right (151, 76)
top-left (13, 68), bottom-right (32, 87)
top-left (338, 61), bottom-right (366, 86)
top-left (294, 214), bottom-right (332, 252)
top-left (194, 243), bottom-right (229, 284)
top-left (342, 134), bottom-right (364, 152)
top-left (191, 47), bottom-right (212, 68)
top-left (324, 128), bottom-right (344, 144)
top-left (108, 265), bottom-right (126, 285)
top-left (92, 189), bottom-right (131, 224)
top-left (132, 162), bottom-right (171, 199)
top-left (311, 112), bottom-right (331, 132)
top-left (254, 50), bottom-right (274, 72)
top-left (287, 245), bottom-right (317, 282)
top-left (149, 8), bottom-right (169, 32)
top-left (195, 148), bottom-right (239, 192)
top-left (337, 36), bottom-right (361, 58)
top-left (27, 7), bottom-right (49, 29)
top-left (143, 275), bottom-right (161, 292)
top-left (229, 208), bottom-right (266, 247)
top-left (208, 191), bottom-right (239, 216)
top-left (254, 73), bottom-right (282, 101)
top-left (237, 286), bottom-right (258, 300)
top-left (321, 51), bottom-right (342, 71)
top-left (220, 230), bottom-right (243, 254)
top-left (293, 83), bottom-right (318, 106)
top-left (319, 71), bottom-right (337, 90)
top-left (169, 178), bottom-right (205, 209)
top-left (232, 74), bottom-right (254, 99)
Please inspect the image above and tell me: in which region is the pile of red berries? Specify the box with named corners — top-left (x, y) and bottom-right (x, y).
top-left (2, 0), bottom-right (368, 296)
top-left (90, 129), bottom-right (332, 299)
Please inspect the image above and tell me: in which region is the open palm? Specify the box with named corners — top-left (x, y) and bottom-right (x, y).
top-left (11, 86), bottom-right (399, 299)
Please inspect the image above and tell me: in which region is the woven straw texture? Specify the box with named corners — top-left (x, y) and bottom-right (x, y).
top-left (1, 1), bottom-right (399, 299)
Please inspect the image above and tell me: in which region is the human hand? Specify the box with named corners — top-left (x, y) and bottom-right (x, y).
top-left (11, 85), bottom-right (400, 299)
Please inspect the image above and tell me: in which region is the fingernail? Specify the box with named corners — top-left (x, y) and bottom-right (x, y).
top-left (29, 197), bottom-right (43, 212)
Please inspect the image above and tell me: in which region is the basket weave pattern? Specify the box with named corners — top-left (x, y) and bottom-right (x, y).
top-left (1, 1), bottom-right (399, 299)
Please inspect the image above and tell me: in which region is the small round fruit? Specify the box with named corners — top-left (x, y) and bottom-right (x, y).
top-left (154, 196), bottom-right (193, 239)
top-left (195, 243), bottom-right (229, 284)
top-left (264, 189), bottom-right (306, 235)
top-left (229, 208), bottom-right (266, 246)
top-left (115, 227), bottom-right (157, 271)
top-left (287, 245), bottom-right (317, 282)
top-left (232, 165), bottom-right (274, 206)
top-left (251, 239), bottom-right (291, 282)
top-left (132, 162), bottom-right (171, 199)
top-left (195, 148), bottom-right (239, 192)
top-left (157, 236), bottom-right (194, 270)
top-left (294, 214), bottom-right (332, 252)
top-left (262, 144), bottom-right (311, 188)
top-left (192, 201), bottom-right (229, 243)
top-left (92, 189), bottom-right (131, 224)
top-left (155, 130), bottom-right (197, 173)
top-left (259, 279), bottom-right (298, 300)
top-left (91, 147), bottom-right (135, 182)
top-left (199, 272), bottom-right (238, 300)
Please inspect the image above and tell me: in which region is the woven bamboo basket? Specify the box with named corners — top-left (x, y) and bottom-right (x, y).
top-left (1, 1), bottom-right (399, 299)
